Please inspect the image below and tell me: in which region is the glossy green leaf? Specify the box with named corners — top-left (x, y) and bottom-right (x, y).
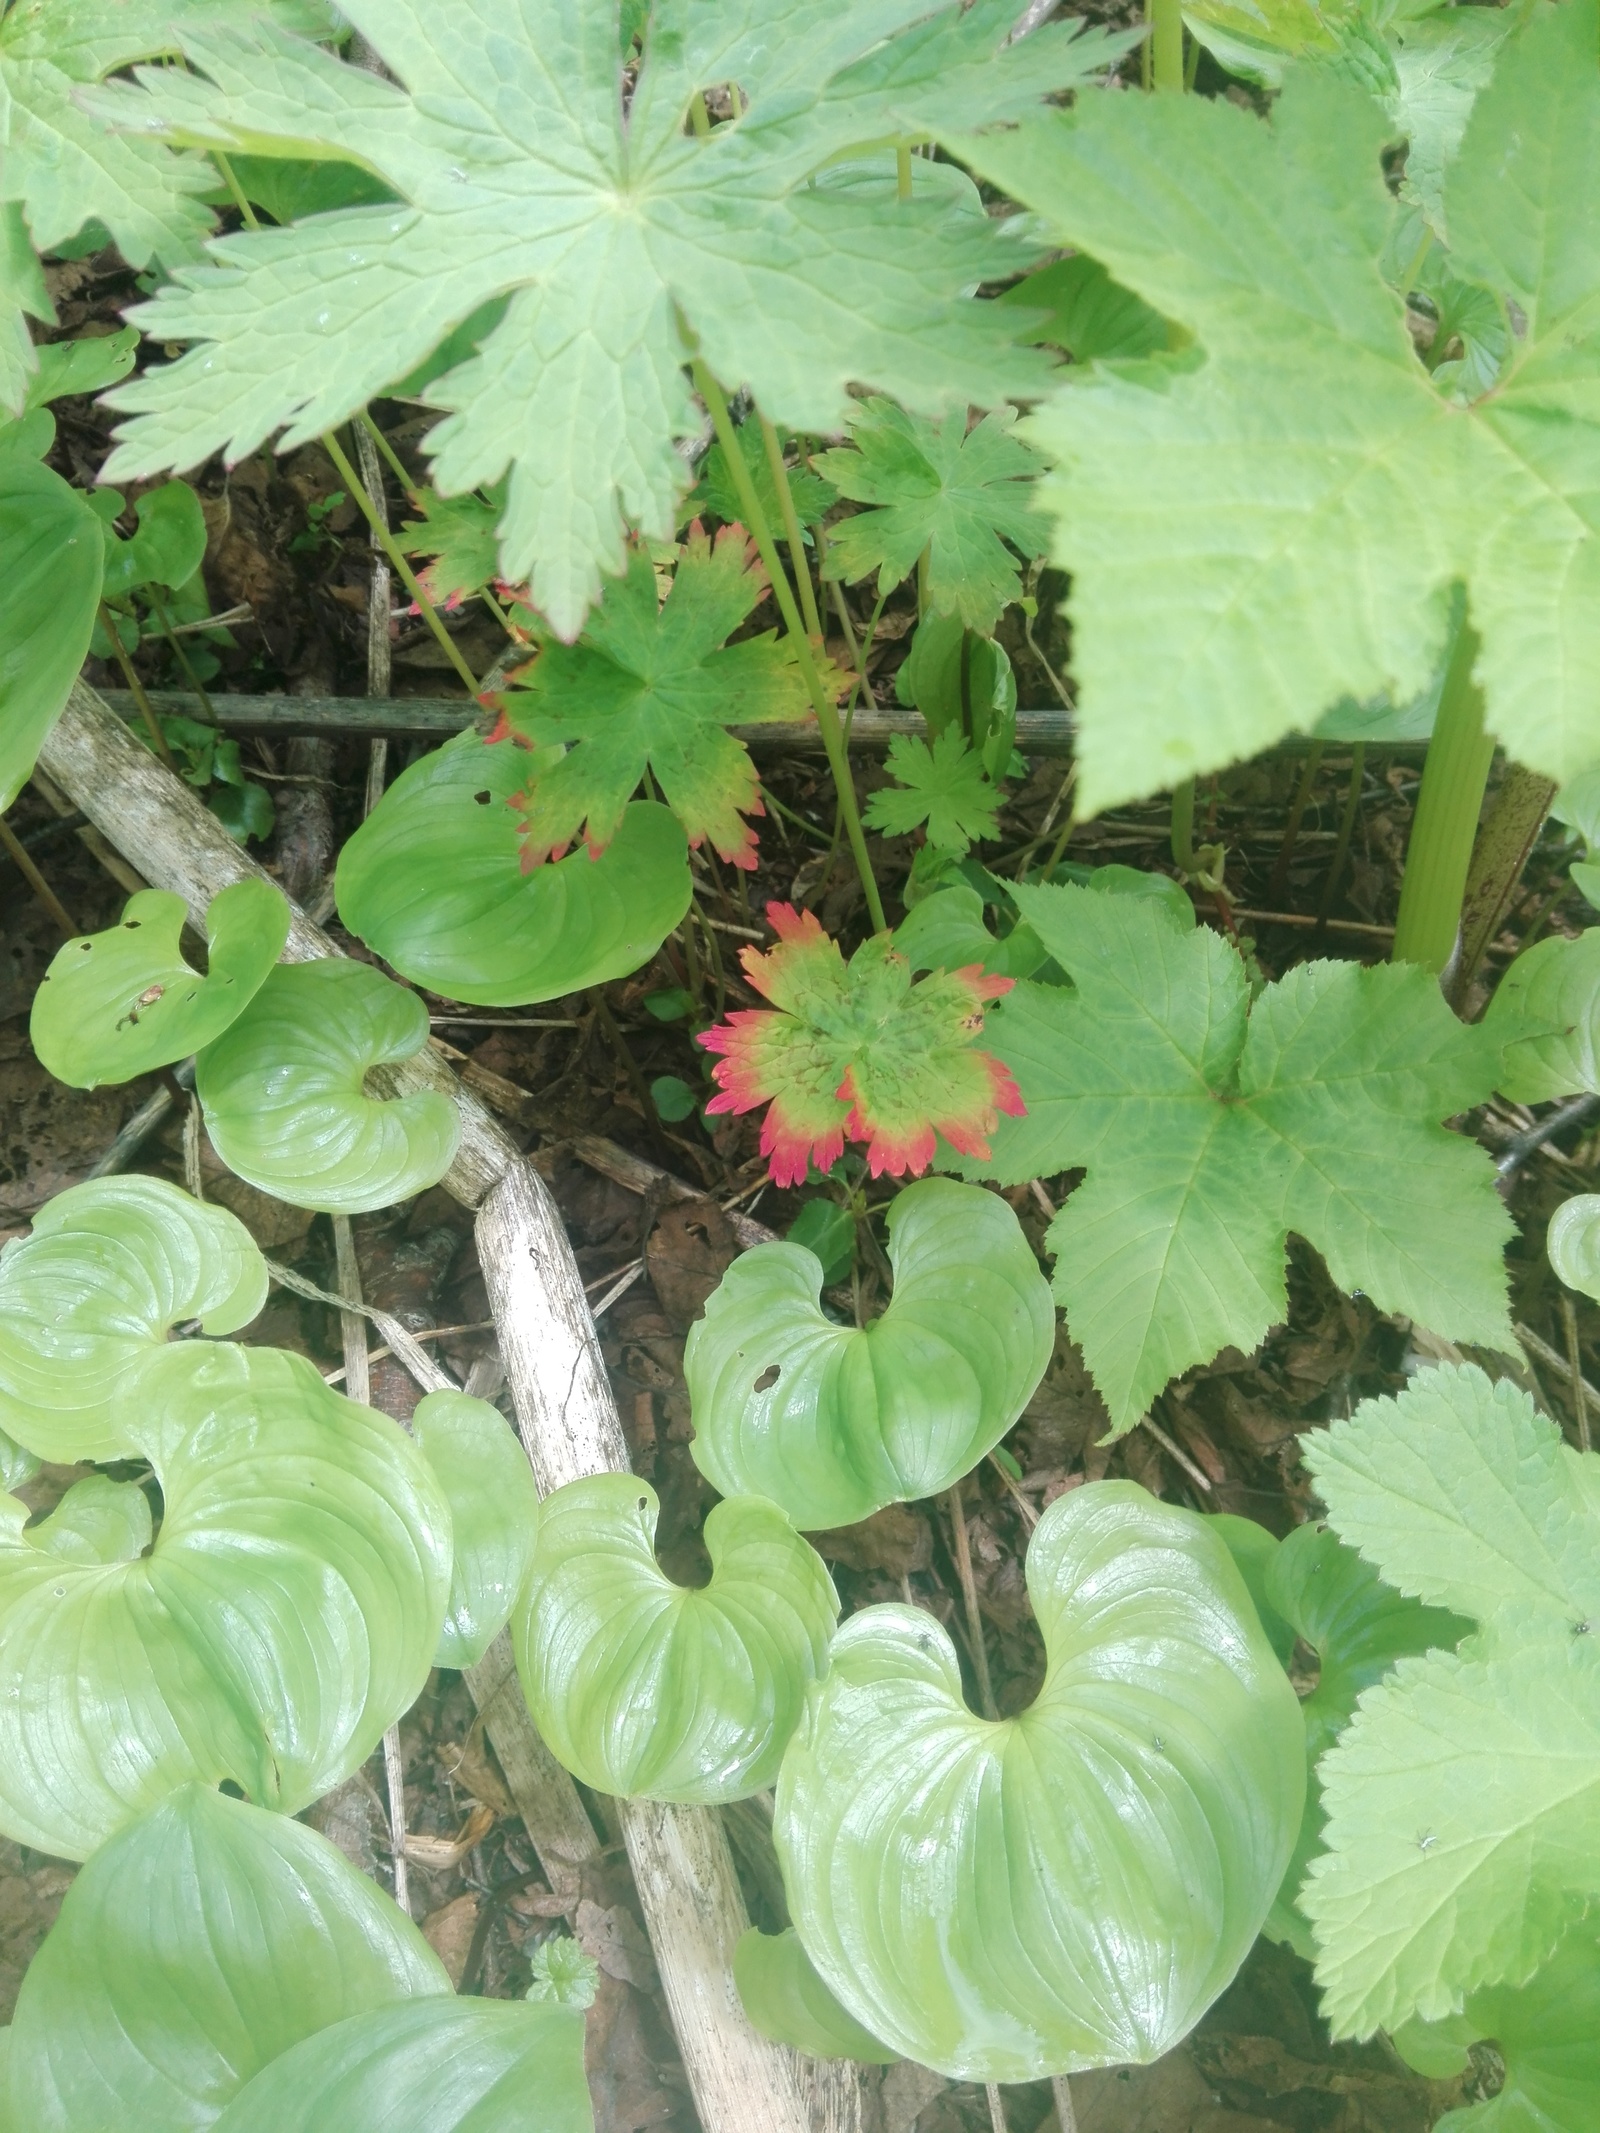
top-left (687, 1177), bottom-right (1053, 1531)
top-left (513, 1473), bottom-right (837, 1804)
top-left (0, 452), bottom-right (103, 808)
top-left (775, 1481), bottom-right (1306, 2081)
top-left (0, 1175), bottom-right (266, 1463)
top-left (893, 884), bottom-right (1046, 984)
top-left (23, 324), bottom-right (139, 409)
top-left (1300, 1365), bottom-right (1600, 2036)
top-left (335, 729), bottom-right (691, 1007)
top-left (1485, 929), bottom-right (1600, 1104)
top-left (0, 202), bottom-right (52, 418)
top-left (734, 1930), bottom-right (897, 2065)
top-left (1, 1784), bottom-right (449, 2133)
top-left (196, 960), bottom-right (461, 1214)
top-left (212, 1998), bottom-right (592, 2133)
top-left (29, 1472), bottom-right (153, 1564)
top-left (1548, 1194), bottom-right (1600, 1305)
top-left (100, 476), bottom-right (207, 596)
top-left (410, 1390), bottom-right (540, 1671)
top-left (30, 880), bottom-right (289, 1090)
top-left (0, 1340), bottom-right (451, 1858)
top-left (785, 1199), bottom-right (855, 1288)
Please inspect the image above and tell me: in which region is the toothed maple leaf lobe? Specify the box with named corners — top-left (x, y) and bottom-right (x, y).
top-left (953, 884), bottom-right (1513, 1433)
top-left (498, 524), bottom-right (813, 870)
top-left (959, 0), bottom-right (1600, 812)
top-left (864, 728), bottom-right (1000, 855)
top-left (92, 0), bottom-right (1127, 637)
top-left (699, 903), bottom-right (1021, 1187)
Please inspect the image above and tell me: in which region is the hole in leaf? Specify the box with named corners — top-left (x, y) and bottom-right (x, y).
top-left (473, 790), bottom-right (492, 804)
top-left (218, 1778), bottom-right (247, 1800)
top-left (753, 1363), bottom-right (781, 1393)
top-left (123, 920), bottom-right (140, 929)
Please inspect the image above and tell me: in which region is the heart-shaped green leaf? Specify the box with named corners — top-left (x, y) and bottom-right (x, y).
top-left (195, 960), bottom-right (461, 1213)
top-left (335, 729), bottom-right (692, 1007)
top-left (411, 1390), bottom-right (540, 1670)
top-left (685, 1177), bottom-right (1054, 1531)
top-left (1548, 1194), bottom-right (1600, 1302)
top-left (212, 1999), bottom-right (592, 2133)
top-left (0, 1176), bottom-right (267, 1462)
top-left (734, 1930), bottom-right (897, 2065)
top-left (100, 477), bottom-right (207, 597)
top-left (1485, 929), bottom-right (1600, 1103)
top-left (774, 1481), bottom-right (1306, 2082)
top-left (30, 880), bottom-right (290, 1089)
top-left (2, 1784), bottom-right (449, 2133)
top-left (0, 454), bottom-right (103, 810)
top-left (513, 1474), bottom-right (837, 1804)
top-left (0, 1341), bottom-right (451, 1858)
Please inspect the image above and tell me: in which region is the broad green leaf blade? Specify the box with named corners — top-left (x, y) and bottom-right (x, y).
top-left (31, 1472), bottom-right (153, 1564)
top-left (0, 454), bottom-right (102, 807)
top-left (1548, 1194), bottom-right (1600, 1306)
top-left (893, 883), bottom-right (1046, 983)
top-left (195, 960), bottom-right (460, 1213)
top-left (995, 254), bottom-right (1177, 364)
top-left (1420, 1924), bottom-right (1600, 2133)
top-left (815, 399), bottom-right (1043, 634)
top-left (212, 1999), bottom-right (592, 2133)
top-left (1485, 929), bottom-right (1600, 1103)
top-left (410, 1390), bottom-right (540, 1670)
top-left (24, 323), bottom-right (138, 409)
top-left (0, 201), bottom-right (53, 417)
top-left (863, 731), bottom-right (999, 857)
top-left (514, 1474), bottom-right (837, 1804)
top-left (0, 1341), bottom-right (451, 1858)
top-left (686, 1176), bottom-right (1054, 1530)
top-left (734, 1930), bottom-right (898, 2065)
top-left (962, 885), bottom-right (1511, 1433)
top-left (2, 1785), bottom-right (449, 2133)
top-left (775, 1482), bottom-right (1305, 2082)
top-left (958, 2), bottom-right (1600, 812)
top-left (100, 476), bottom-right (207, 597)
top-left (499, 528), bottom-right (813, 868)
top-left (30, 879), bottom-right (290, 1089)
top-left (89, 0), bottom-right (1107, 635)
top-left (0, 1175), bottom-right (267, 1462)
top-left (335, 730), bottom-right (691, 1007)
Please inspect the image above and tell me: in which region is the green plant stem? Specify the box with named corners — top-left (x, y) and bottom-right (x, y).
top-left (1315, 744), bottom-right (1366, 933)
top-left (764, 789), bottom-right (832, 847)
top-left (689, 91), bottom-right (711, 136)
top-left (1149, 0), bottom-right (1184, 91)
top-left (694, 900), bottom-right (728, 1019)
top-left (358, 409), bottom-right (422, 505)
top-left (212, 151), bottom-right (260, 231)
top-left (758, 415), bottom-right (824, 641)
top-left (1267, 741), bottom-right (1323, 905)
top-left (147, 588), bottom-right (218, 723)
top-left (102, 605), bottom-right (176, 769)
top-left (321, 429), bottom-right (482, 696)
top-left (692, 359), bottom-right (887, 933)
top-left (677, 902), bottom-right (705, 1007)
top-left (1392, 612), bottom-right (1496, 973)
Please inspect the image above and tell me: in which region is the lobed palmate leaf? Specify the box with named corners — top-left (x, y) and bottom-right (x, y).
top-left (0, 1340), bottom-right (451, 1859)
top-left (335, 728), bottom-right (691, 1007)
top-left (410, 1390), bottom-right (540, 1671)
top-left (863, 729), bottom-right (1000, 858)
top-left (774, 1481), bottom-right (1305, 2082)
top-left (195, 959), bottom-right (460, 1213)
top-left (513, 1473), bottom-right (837, 1805)
top-left (30, 879), bottom-right (290, 1089)
top-left (0, 1175), bottom-right (267, 1463)
top-left (685, 1176), bottom-right (1054, 1531)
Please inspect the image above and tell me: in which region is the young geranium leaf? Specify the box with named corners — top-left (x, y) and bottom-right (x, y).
top-left (690, 420), bottom-right (835, 537)
top-left (699, 901), bottom-right (1024, 1187)
top-left (1484, 928), bottom-right (1600, 1103)
top-left (196, 960), bottom-right (461, 1214)
top-left (774, 1482), bottom-right (1305, 2081)
top-left (0, 1340), bottom-right (451, 1859)
top-left (90, 0), bottom-right (1129, 634)
top-left (960, 0), bottom-right (1600, 813)
top-left (963, 885), bottom-right (1512, 1435)
top-left (734, 1930), bottom-right (897, 2065)
top-left (686, 1176), bottom-right (1053, 1531)
top-left (400, 486), bottom-right (505, 609)
top-left (498, 527), bottom-right (814, 869)
top-left (0, 1175), bottom-right (267, 1463)
top-left (815, 400), bottom-right (1043, 634)
top-left (410, 1391), bottom-right (540, 1672)
top-left (863, 730), bottom-right (1000, 857)
top-left (0, 453), bottom-right (104, 806)
top-left (3, 1785), bottom-right (450, 2132)
top-left (1300, 1365), bottom-right (1600, 2037)
top-left (512, 1473), bottom-right (838, 1805)
top-left (31, 879), bottom-right (289, 1089)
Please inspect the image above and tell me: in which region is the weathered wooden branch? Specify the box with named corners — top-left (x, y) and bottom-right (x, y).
top-left (35, 674), bottom-right (861, 2133)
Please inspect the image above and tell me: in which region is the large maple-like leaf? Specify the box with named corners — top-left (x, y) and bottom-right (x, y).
top-left (497, 525), bottom-right (812, 870)
top-left (960, 0), bottom-right (1600, 813)
top-left (94, 0), bottom-right (1127, 637)
top-left (960, 884), bottom-right (1512, 1433)
top-left (699, 901), bottom-right (1022, 1187)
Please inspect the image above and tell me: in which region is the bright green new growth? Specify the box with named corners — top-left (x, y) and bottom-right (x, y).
top-left (335, 730), bottom-right (691, 1008)
top-left (814, 399), bottom-right (1043, 634)
top-left (0, 442), bottom-right (104, 809)
top-left (1548, 1194), bottom-right (1600, 1307)
top-left (0, 1175), bottom-right (266, 1462)
top-left (195, 959), bottom-right (460, 1212)
top-left (685, 1177), bottom-right (1054, 1531)
top-left (498, 526), bottom-right (813, 869)
top-left (0, 1340), bottom-right (451, 1859)
top-left (961, 0), bottom-right (1600, 812)
top-left (410, 1390), bottom-right (540, 1670)
top-left (775, 1482), bottom-right (1305, 2082)
top-left (1484, 927), bottom-right (1600, 1104)
top-left (733, 1929), bottom-right (897, 2065)
top-left (30, 879), bottom-right (290, 1089)
top-left (513, 1473), bottom-right (837, 1805)
top-left (525, 1937), bottom-right (600, 2011)
top-left (863, 730), bottom-right (999, 857)
top-left (965, 884), bottom-right (1512, 1434)
top-left (1300, 1365), bottom-right (1600, 2037)
top-left (92, 0), bottom-right (1125, 634)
